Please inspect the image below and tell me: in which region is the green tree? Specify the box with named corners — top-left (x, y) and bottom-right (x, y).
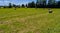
top-left (28, 1), bottom-right (35, 8)
top-left (9, 3), bottom-right (12, 8)
top-left (22, 4), bottom-right (25, 8)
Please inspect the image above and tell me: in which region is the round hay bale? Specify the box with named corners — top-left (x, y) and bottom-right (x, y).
top-left (48, 9), bottom-right (53, 13)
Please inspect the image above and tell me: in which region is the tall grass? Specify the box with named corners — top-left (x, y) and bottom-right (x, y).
top-left (0, 8), bottom-right (60, 33)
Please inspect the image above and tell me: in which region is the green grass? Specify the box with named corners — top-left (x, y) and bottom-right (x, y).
top-left (0, 8), bottom-right (60, 33)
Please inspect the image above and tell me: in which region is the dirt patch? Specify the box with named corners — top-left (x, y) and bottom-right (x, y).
top-left (0, 29), bottom-right (4, 33)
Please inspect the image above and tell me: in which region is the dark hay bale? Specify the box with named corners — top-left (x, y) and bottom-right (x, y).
top-left (49, 11), bottom-right (53, 13)
top-left (48, 9), bottom-right (53, 13)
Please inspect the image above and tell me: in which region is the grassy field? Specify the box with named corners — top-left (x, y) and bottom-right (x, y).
top-left (0, 8), bottom-right (60, 33)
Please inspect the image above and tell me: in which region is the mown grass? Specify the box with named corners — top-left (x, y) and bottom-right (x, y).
top-left (0, 8), bottom-right (60, 33)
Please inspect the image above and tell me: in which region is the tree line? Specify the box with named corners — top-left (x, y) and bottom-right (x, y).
top-left (0, 1), bottom-right (60, 8)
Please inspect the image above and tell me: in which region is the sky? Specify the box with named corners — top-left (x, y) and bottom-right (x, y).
top-left (0, 0), bottom-right (36, 6)
top-left (0, 0), bottom-right (59, 6)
